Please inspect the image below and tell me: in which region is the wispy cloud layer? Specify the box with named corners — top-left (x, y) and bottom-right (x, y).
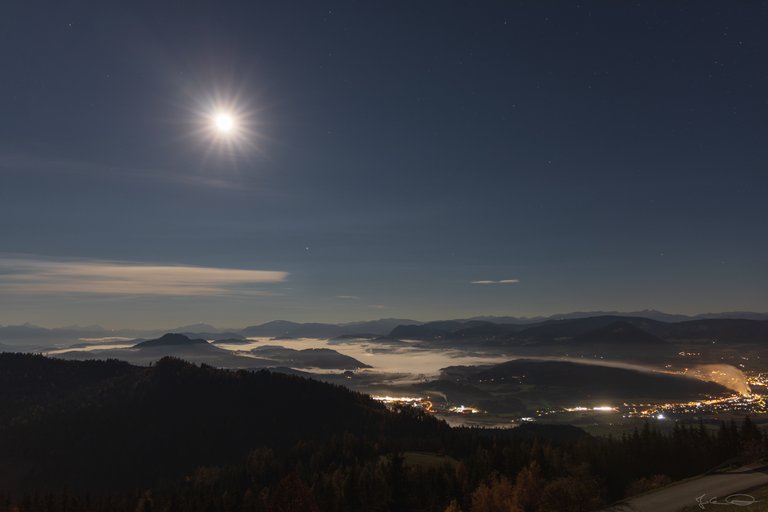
top-left (336, 295), bottom-right (361, 300)
top-left (0, 257), bottom-right (287, 296)
top-left (0, 152), bottom-right (249, 190)
top-left (471, 279), bottom-right (520, 285)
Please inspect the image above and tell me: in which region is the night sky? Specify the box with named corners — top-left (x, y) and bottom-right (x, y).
top-left (1, 2), bottom-right (766, 328)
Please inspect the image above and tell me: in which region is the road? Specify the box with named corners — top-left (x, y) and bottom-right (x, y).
top-left (603, 464), bottom-right (768, 512)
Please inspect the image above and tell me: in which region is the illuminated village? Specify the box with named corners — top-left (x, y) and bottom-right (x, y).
top-left (372, 369), bottom-right (768, 427)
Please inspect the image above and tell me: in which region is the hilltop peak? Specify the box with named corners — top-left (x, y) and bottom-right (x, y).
top-left (133, 333), bottom-right (209, 349)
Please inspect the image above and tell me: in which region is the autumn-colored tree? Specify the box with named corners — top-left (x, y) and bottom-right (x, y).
top-left (511, 462), bottom-right (544, 512)
top-left (470, 475), bottom-right (515, 512)
top-left (444, 499), bottom-right (463, 512)
top-left (537, 475), bottom-right (605, 512)
top-left (268, 473), bottom-right (320, 512)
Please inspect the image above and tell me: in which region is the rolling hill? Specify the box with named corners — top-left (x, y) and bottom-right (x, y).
top-left (467, 359), bottom-right (731, 400)
top-left (0, 353), bottom-right (442, 492)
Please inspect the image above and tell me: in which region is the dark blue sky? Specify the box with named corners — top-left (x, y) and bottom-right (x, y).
top-left (1, 1), bottom-right (766, 328)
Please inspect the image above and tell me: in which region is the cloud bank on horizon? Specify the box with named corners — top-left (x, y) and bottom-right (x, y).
top-left (0, 257), bottom-right (287, 296)
top-left (471, 279), bottom-right (520, 285)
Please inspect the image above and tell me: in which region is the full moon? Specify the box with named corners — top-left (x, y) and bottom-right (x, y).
top-left (213, 112), bottom-right (235, 134)
top-left (197, 100), bottom-right (254, 153)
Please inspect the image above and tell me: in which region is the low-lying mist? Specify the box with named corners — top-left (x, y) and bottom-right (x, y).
top-left (684, 364), bottom-right (751, 395)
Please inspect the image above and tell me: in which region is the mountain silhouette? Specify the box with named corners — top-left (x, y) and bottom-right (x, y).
top-left (133, 333), bottom-right (210, 348)
top-left (571, 321), bottom-right (668, 345)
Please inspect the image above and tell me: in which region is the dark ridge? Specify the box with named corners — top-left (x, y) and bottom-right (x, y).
top-left (665, 319), bottom-right (768, 343)
top-left (132, 333), bottom-right (209, 349)
top-left (388, 324), bottom-right (452, 340)
top-left (470, 359), bottom-right (731, 400)
top-left (571, 321), bottom-right (668, 345)
top-left (249, 346), bottom-right (372, 369)
top-left (513, 316), bottom-right (668, 341)
top-left (0, 354), bottom-right (447, 492)
top-left (240, 320), bottom-right (342, 338)
top-left (211, 337), bottom-right (254, 345)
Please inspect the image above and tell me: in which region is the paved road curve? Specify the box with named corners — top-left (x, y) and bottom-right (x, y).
top-left (603, 464), bottom-right (768, 512)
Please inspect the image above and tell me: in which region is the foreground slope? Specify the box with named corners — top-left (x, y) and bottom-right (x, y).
top-left (0, 353), bottom-right (440, 492)
top-left (0, 353), bottom-right (761, 512)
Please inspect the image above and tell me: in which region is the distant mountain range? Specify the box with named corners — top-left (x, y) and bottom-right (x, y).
top-left (465, 310), bottom-right (768, 323)
top-left (392, 315), bottom-right (768, 346)
top-left (1, 310), bottom-right (767, 346)
top-left (239, 318), bottom-right (420, 338)
top-left (0, 318), bottom-right (420, 346)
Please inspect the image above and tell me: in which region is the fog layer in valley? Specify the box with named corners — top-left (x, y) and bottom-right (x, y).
top-left (44, 336), bottom-right (750, 397)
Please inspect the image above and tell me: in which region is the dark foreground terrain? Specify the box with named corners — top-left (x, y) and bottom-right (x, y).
top-left (0, 353), bottom-right (765, 512)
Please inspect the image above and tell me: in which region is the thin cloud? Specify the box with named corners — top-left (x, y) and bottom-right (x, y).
top-left (471, 279), bottom-right (520, 285)
top-left (368, 304), bottom-right (387, 309)
top-left (0, 257), bottom-right (287, 296)
top-left (336, 295), bottom-right (361, 300)
top-left (0, 152), bottom-right (250, 191)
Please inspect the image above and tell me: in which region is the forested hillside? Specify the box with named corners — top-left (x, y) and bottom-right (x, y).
top-left (0, 354), bottom-right (765, 512)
